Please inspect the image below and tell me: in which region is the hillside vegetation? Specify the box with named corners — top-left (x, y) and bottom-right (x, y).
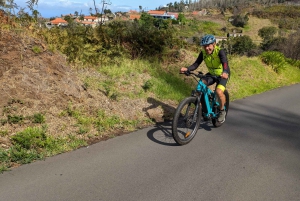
top-left (0, 4), bottom-right (300, 172)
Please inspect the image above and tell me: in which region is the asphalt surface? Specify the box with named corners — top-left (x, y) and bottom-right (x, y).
top-left (1, 84), bottom-right (300, 201)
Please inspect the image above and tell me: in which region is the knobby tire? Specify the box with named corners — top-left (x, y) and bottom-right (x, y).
top-left (172, 97), bottom-right (201, 145)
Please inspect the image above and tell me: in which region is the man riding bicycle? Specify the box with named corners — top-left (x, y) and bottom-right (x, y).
top-left (180, 34), bottom-right (230, 123)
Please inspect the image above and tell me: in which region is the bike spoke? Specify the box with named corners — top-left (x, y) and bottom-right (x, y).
top-left (172, 97), bottom-right (201, 145)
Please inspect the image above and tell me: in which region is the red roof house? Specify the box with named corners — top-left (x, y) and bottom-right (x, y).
top-left (50, 18), bottom-right (68, 25)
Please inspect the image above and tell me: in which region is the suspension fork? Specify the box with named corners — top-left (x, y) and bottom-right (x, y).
top-left (191, 93), bottom-right (201, 122)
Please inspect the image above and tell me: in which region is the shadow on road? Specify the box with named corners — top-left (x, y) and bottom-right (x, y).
top-left (146, 121), bottom-right (177, 146)
top-left (144, 97), bottom-right (219, 145)
top-left (146, 120), bottom-right (216, 146)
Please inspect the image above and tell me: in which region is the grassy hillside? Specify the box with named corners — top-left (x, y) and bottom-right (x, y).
top-left (243, 16), bottom-right (276, 44)
top-left (227, 56), bottom-right (300, 100)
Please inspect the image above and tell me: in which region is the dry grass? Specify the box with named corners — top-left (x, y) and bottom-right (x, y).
top-left (243, 16), bottom-right (277, 44)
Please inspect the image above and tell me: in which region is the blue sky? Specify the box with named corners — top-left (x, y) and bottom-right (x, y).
top-left (13, 0), bottom-right (171, 18)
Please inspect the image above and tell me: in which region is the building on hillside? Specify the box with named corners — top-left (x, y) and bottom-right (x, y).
top-left (192, 9), bottom-right (207, 16)
top-left (227, 28), bottom-right (243, 37)
top-left (148, 10), bottom-right (178, 20)
top-left (227, 33), bottom-right (243, 37)
top-left (129, 14), bottom-right (141, 20)
top-left (148, 10), bottom-right (166, 15)
top-left (82, 15), bottom-right (110, 26)
top-left (46, 15), bottom-right (112, 29)
top-left (128, 10), bottom-right (139, 14)
top-left (46, 18), bottom-right (68, 28)
top-left (167, 12), bottom-right (179, 19)
top-left (84, 16), bottom-right (98, 22)
top-left (215, 36), bottom-right (227, 44)
top-left (74, 18), bottom-right (96, 27)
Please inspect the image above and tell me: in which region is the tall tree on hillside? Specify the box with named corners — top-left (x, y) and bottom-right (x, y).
top-left (26, 0), bottom-right (38, 11)
top-left (258, 26), bottom-right (278, 50)
top-left (0, 0), bottom-right (5, 6)
top-left (167, 2), bottom-right (173, 11)
top-left (174, 1), bottom-right (179, 11)
top-left (1, 0), bottom-right (18, 15)
top-left (32, 9), bottom-right (39, 21)
top-left (179, 0), bottom-right (185, 11)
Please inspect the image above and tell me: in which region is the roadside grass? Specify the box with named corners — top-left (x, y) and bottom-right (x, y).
top-left (83, 58), bottom-right (193, 102)
top-left (0, 125), bottom-right (87, 173)
top-left (227, 56), bottom-right (300, 100)
top-left (61, 105), bottom-right (144, 133)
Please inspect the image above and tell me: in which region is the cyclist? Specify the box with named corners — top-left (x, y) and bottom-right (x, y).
top-left (180, 34), bottom-right (230, 123)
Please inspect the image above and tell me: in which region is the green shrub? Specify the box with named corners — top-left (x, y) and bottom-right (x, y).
top-left (286, 58), bottom-right (300, 69)
top-left (260, 51), bottom-right (287, 73)
top-left (0, 130), bottom-right (9, 137)
top-left (142, 80), bottom-right (154, 91)
top-left (7, 115), bottom-right (24, 124)
top-left (32, 113), bottom-right (45, 124)
top-left (9, 145), bottom-right (42, 164)
top-left (0, 124), bottom-right (87, 172)
top-left (11, 126), bottom-right (47, 150)
top-left (231, 15), bottom-right (249, 28)
top-left (32, 45), bottom-right (42, 54)
top-left (231, 35), bottom-right (256, 55)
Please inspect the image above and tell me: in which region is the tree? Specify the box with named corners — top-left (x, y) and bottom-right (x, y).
top-left (177, 13), bottom-right (187, 24)
top-left (139, 12), bottom-right (155, 28)
top-left (258, 26), bottom-right (278, 50)
top-left (231, 35), bottom-right (256, 55)
top-left (103, 8), bottom-right (111, 14)
top-left (79, 14), bottom-right (84, 21)
top-left (26, 0), bottom-right (39, 11)
top-left (0, 0), bottom-right (5, 6)
top-left (64, 15), bottom-right (73, 24)
top-left (98, 0), bottom-right (111, 25)
top-left (32, 9), bottom-right (39, 21)
top-left (258, 26), bottom-right (277, 42)
top-left (231, 15), bottom-right (248, 28)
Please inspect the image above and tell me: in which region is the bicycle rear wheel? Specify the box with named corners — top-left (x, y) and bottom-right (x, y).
top-left (172, 97), bottom-right (201, 145)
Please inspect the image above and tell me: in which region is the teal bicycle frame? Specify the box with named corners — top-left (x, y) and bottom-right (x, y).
top-left (194, 74), bottom-right (221, 120)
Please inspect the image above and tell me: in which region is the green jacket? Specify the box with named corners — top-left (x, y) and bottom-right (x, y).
top-left (202, 45), bottom-right (223, 76)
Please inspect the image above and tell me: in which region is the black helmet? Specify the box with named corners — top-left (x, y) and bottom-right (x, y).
top-left (200, 34), bottom-right (216, 46)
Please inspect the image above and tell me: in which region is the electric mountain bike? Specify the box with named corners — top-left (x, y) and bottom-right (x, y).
top-left (172, 71), bottom-right (229, 145)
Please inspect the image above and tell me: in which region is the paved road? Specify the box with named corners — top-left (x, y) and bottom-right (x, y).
top-left (1, 84), bottom-right (300, 201)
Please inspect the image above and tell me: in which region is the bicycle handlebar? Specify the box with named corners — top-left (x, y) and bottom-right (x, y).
top-left (182, 70), bottom-right (220, 80)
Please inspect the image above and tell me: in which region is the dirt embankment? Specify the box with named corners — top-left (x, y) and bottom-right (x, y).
top-left (0, 20), bottom-right (174, 149)
top-left (0, 28), bottom-right (92, 143)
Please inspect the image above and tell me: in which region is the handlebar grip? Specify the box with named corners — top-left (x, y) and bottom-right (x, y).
top-left (184, 70), bottom-right (191, 76)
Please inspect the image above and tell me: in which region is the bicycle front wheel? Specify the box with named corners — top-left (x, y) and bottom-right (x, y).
top-left (172, 97), bottom-right (201, 145)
